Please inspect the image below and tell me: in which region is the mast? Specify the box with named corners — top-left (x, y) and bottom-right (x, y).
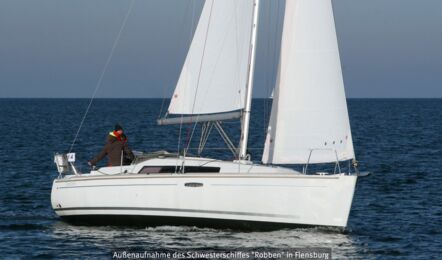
top-left (239, 0), bottom-right (260, 160)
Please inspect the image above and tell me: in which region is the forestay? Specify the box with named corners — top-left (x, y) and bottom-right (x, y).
top-left (262, 0), bottom-right (355, 164)
top-left (168, 0), bottom-right (254, 115)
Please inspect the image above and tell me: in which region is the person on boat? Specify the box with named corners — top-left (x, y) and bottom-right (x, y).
top-left (88, 124), bottom-right (134, 167)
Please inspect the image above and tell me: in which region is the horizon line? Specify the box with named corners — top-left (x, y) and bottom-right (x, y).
top-left (0, 97), bottom-right (441, 100)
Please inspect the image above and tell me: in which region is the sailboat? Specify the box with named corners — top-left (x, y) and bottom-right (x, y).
top-left (52, 0), bottom-right (364, 229)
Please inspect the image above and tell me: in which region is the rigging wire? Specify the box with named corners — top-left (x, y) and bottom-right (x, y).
top-left (183, 0), bottom-right (215, 157)
top-left (68, 0), bottom-right (135, 153)
top-left (264, 0), bottom-right (281, 132)
top-left (176, 0), bottom-right (198, 173)
top-left (158, 0), bottom-right (195, 120)
top-left (184, 1), bottom-right (246, 158)
top-left (263, 0), bottom-right (272, 136)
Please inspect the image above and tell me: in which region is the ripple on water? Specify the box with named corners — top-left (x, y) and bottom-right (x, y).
top-left (1, 99), bottom-right (441, 258)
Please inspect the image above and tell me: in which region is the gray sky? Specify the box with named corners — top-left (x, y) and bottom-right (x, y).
top-left (0, 0), bottom-right (441, 98)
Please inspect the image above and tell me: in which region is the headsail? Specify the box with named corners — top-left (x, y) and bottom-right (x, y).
top-left (262, 0), bottom-right (355, 164)
top-left (167, 0), bottom-right (254, 116)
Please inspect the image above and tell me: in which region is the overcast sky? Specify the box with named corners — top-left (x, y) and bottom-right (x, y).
top-left (0, 0), bottom-right (441, 98)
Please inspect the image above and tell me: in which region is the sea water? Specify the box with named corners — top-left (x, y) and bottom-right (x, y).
top-left (0, 98), bottom-right (441, 259)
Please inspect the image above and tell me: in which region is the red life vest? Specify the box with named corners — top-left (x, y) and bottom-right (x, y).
top-left (109, 131), bottom-right (127, 143)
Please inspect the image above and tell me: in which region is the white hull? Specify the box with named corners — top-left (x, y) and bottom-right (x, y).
top-left (51, 158), bottom-right (357, 229)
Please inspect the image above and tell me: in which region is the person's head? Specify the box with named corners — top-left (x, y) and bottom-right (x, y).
top-left (114, 124), bottom-right (124, 135)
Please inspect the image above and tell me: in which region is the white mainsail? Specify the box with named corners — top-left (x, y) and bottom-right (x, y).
top-left (168, 0), bottom-right (254, 115)
top-left (262, 0), bottom-right (355, 164)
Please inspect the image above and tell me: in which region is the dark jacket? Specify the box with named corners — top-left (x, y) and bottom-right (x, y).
top-left (90, 132), bottom-right (134, 166)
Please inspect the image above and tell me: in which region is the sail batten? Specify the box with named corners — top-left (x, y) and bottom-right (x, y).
top-left (168, 0), bottom-right (254, 115)
top-left (262, 0), bottom-right (355, 164)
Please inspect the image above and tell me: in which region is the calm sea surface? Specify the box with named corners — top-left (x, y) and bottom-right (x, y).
top-left (0, 98), bottom-right (441, 259)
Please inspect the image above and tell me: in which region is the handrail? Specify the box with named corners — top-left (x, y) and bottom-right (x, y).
top-left (303, 148), bottom-right (343, 175)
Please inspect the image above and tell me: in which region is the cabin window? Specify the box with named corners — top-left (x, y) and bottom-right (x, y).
top-left (138, 166), bottom-right (220, 174)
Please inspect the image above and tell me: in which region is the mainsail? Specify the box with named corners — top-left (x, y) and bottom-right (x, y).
top-left (167, 0), bottom-right (254, 116)
top-left (262, 0), bottom-right (355, 164)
